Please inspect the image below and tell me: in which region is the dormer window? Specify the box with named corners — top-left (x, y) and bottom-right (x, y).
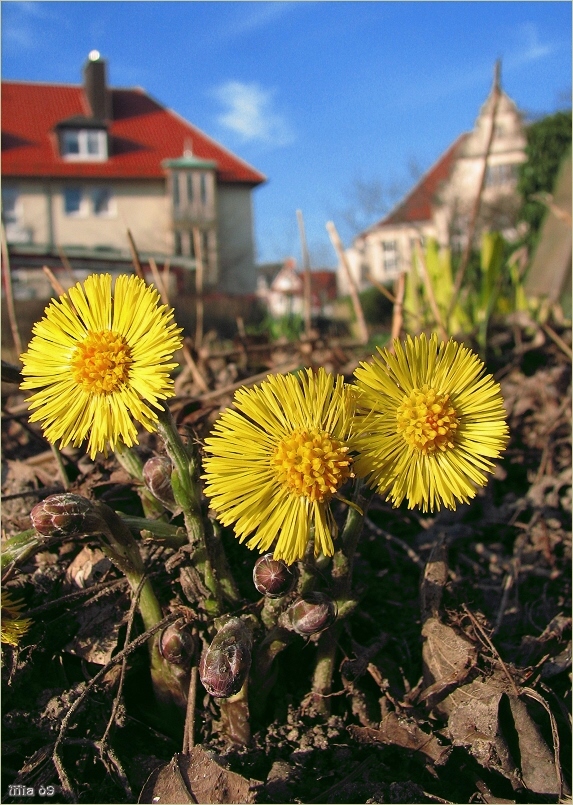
top-left (60, 128), bottom-right (107, 161)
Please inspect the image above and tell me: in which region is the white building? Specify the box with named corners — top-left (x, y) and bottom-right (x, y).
top-left (339, 68), bottom-right (527, 295)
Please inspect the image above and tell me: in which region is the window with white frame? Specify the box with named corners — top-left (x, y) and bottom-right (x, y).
top-left (484, 163), bottom-right (518, 188)
top-left (61, 129), bottom-right (108, 161)
top-left (381, 240), bottom-right (400, 275)
top-left (92, 187), bottom-right (113, 216)
top-left (63, 187), bottom-right (84, 216)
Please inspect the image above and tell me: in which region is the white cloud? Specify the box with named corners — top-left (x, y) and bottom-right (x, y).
top-left (2, 1), bottom-right (50, 51)
top-left (223, 3), bottom-right (297, 41)
top-left (213, 81), bottom-right (295, 146)
top-left (506, 22), bottom-right (554, 69)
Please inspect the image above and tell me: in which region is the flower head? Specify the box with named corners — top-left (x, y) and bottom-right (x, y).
top-left (1, 591), bottom-right (32, 646)
top-left (202, 368), bottom-right (356, 565)
top-left (20, 274), bottom-right (183, 459)
top-left (353, 333), bottom-right (509, 512)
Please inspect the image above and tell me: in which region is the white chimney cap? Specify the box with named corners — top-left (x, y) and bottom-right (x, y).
top-left (88, 50), bottom-right (101, 61)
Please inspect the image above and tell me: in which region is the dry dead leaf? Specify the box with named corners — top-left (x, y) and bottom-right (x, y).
top-left (349, 713), bottom-right (451, 765)
top-left (64, 596), bottom-right (125, 665)
top-left (446, 678), bottom-right (522, 789)
top-left (421, 617), bottom-right (477, 714)
top-left (65, 546), bottom-right (112, 589)
top-left (138, 746), bottom-right (260, 804)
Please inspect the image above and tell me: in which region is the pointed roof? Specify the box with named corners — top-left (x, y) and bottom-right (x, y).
top-left (360, 133), bottom-right (468, 234)
top-left (1, 80), bottom-right (266, 185)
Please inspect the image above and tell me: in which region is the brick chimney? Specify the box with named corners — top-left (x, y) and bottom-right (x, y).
top-left (83, 51), bottom-right (111, 121)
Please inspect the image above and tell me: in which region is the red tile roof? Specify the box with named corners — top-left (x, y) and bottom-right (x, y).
top-left (363, 133), bottom-right (468, 232)
top-left (1, 81), bottom-right (266, 185)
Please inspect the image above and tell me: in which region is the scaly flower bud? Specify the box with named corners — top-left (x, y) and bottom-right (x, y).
top-left (286, 592), bottom-right (337, 636)
top-left (142, 456), bottom-right (177, 509)
top-left (253, 553), bottom-right (298, 598)
top-left (159, 620), bottom-right (196, 666)
top-left (30, 494), bottom-right (102, 537)
top-left (199, 617), bottom-right (253, 698)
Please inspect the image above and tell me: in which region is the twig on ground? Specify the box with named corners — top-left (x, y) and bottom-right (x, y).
top-left (100, 575), bottom-right (147, 748)
top-left (365, 515), bottom-right (424, 568)
top-left (461, 604), bottom-right (520, 697)
top-left (182, 666), bottom-right (198, 754)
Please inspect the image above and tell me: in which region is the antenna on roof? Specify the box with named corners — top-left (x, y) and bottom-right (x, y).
top-left (183, 138), bottom-right (193, 157)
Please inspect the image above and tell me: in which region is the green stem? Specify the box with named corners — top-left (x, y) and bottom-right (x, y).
top-left (250, 626), bottom-right (295, 718)
top-left (156, 405), bottom-right (239, 616)
top-left (93, 502), bottom-right (188, 712)
top-left (310, 480), bottom-right (375, 715)
top-left (1, 529), bottom-right (44, 574)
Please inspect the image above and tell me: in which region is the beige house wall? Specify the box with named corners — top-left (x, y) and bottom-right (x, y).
top-left (216, 184), bottom-right (257, 294)
top-left (4, 178), bottom-right (170, 254)
top-left (4, 177), bottom-right (259, 294)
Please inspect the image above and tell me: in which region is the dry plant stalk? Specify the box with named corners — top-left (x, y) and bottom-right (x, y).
top-left (415, 240), bottom-right (448, 342)
top-left (182, 337), bottom-right (210, 393)
top-left (192, 227), bottom-right (204, 350)
top-left (42, 265), bottom-right (67, 297)
top-left (149, 257), bottom-right (170, 306)
top-left (297, 209), bottom-right (312, 340)
top-left (326, 221), bottom-right (369, 345)
top-left (390, 271), bottom-right (406, 344)
top-left (1, 222), bottom-right (23, 357)
top-left (448, 61), bottom-right (502, 318)
top-left (126, 227), bottom-right (145, 279)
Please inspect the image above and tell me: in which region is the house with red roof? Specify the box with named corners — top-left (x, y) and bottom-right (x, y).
top-left (338, 68), bottom-right (527, 296)
top-left (257, 258), bottom-right (337, 318)
top-left (2, 52), bottom-right (266, 297)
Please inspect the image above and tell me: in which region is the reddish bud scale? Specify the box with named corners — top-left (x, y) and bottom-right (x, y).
top-left (159, 621), bottom-right (196, 666)
top-left (30, 494), bottom-right (99, 537)
top-left (253, 553), bottom-right (298, 598)
top-left (199, 618), bottom-right (252, 698)
top-left (142, 456), bottom-right (177, 508)
top-left (287, 592), bottom-right (337, 636)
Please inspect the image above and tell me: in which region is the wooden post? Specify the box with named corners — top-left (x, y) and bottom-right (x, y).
top-left (192, 228), bottom-right (204, 350)
top-left (326, 221), bottom-right (368, 345)
top-left (296, 209), bottom-right (312, 339)
top-left (1, 223), bottom-right (22, 357)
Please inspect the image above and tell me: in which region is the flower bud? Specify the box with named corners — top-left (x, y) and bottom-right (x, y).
top-left (253, 553), bottom-right (298, 598)
top-left (30, 494), bottom-right (101, 537)
top-left (159, 620), bottom-right (196, 666)
top-left (142, 456), bottom-right (177, 509)
top-left (286, 592), bottom-right (337, 636)
top-left (199, 617), bottom-right (253, 698)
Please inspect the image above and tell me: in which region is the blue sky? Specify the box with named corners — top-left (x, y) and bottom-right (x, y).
top-left (2, 1), bottom-right (571, 267)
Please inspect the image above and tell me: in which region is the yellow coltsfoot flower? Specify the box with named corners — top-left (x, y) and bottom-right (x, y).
top-left (1, 591), bottom-right (32, 647)
top-left (353, 333), bottom-right (509, 512)
top-left (20, 274), bottom-right (183, 459)
top-left (202, 368), bottom-right (357, 565)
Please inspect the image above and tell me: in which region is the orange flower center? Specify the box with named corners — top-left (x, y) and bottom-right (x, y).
top-left (71, 330), bottom-right (132, 394)
top-left (271, 428), bottom-right (353, 503)
top-left (397, 385), bottom-right (459, 455)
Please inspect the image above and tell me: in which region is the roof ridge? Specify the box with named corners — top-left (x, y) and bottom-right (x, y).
top-left (358, 131), bottom-right (469, 237)
top-left (165, 104), bottom-right (267, 184)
